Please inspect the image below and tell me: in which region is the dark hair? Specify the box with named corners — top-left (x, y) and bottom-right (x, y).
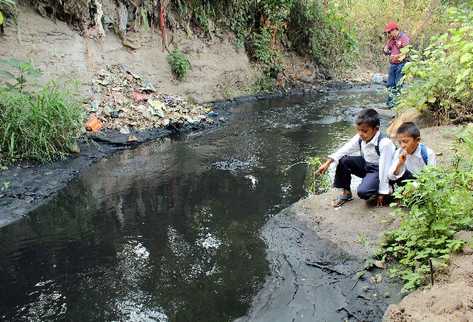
top-left (355, 108), bottom-right (380, 128)
top-left (396, 122), bottom-right (420, 139)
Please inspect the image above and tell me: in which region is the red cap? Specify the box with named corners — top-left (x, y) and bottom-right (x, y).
top-left (384, 21), bottom-right (399, 33)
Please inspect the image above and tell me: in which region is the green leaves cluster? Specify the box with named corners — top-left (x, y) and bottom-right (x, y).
top-left (379, 127), bottom-right (473, 291)
top-left (288, 1), bottom-right (358, 74)
top-left (0, 59), bottom-right (84, 163)
top-left (167, 49), bottom-right (191, 80)
top-left (398, 5), bottom-right (473, 122)
top-left (171, 0), bottom-right (356, 79)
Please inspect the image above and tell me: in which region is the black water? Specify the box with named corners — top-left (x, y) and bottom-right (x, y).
top-left (0, 89), bottom-right (386, 322)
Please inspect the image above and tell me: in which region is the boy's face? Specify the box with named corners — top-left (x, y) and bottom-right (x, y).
top-left (356, 123), bottom-right (378, 142)
top-left (397, 133), bottom-right (421, 154)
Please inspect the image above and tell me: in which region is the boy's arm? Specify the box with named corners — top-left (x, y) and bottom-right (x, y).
top-left (388, 148), bottom-right (401, 180)
top-left (318, 135), bottom-right (360, 174)
top-left (378, 139), bottom-right (396, 194)
top-left (388, 149), bottom-right (407, 180)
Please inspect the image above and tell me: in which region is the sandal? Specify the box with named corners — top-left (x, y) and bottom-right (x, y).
top-left (332, 193), bottom-right (353, 208)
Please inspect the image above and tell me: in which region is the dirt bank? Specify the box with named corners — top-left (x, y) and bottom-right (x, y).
top-left (0, 6), bottom-right (256, 103)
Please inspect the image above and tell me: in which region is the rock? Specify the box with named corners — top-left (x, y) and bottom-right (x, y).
top-left (373, 260), bottom-right (386, 269)
top-left (141, 80), bottom-right (156, 93)
top-left (66, 141), bottom-right (80, 154)
top-left (119, 127), bottom-right (130, 135)
top-left (372, 73), bottom-right (386, 84)
top-left (127, 135), bottom-right (138, 143)
top-left (387, 109), bottom-right (437, 138)
top-left (454, 230), bottom-right (473, 242)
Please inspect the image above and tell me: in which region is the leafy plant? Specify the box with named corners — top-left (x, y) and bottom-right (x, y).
top-left (167, 49), bottom-right (191, 80)
top-left (0, 82), bottom-right (85, 163)
top-left (0, 59), bottom-right (41, 92)
top-left (397, 5), bottom-right (473, 122)
top-left (378, 131), bottom-right (473, 291)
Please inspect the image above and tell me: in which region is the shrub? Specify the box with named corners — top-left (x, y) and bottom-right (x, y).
top-left (0, 59), bottom-right (84, 163)
top-left (167, 49), bottom-right (191, 80)
top-left (379, 126), bottom-right (473, 291)
top-left (397, 5), bottom-right (473, 123)
top-left (288, 0), bottom-right (358, 75)
top-left (0, 84), bottom-right (85, 163)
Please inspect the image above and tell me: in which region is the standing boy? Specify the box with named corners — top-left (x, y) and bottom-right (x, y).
top-left (383, 21), bottom-right (410, 108)
top-left (388, 122), bottom-right (436, 185)
top-left (318, 109), bottom-right (396, 207)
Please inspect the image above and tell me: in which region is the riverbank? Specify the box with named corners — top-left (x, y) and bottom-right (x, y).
top-left (237, 125), bottom-right (472, 322)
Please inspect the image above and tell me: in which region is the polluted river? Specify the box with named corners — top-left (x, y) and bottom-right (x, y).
top-left (0, 88), bottom-right (402, 322)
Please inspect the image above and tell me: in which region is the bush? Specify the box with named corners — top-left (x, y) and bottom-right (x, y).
top-left (288, 0), bottom-right (358, 75)
top-left (397, 5), bottom-right (473, 123)
top-left (0, 84), bottom-right (85, 163)
top-left (0, 59), bottom-right (84, 163)
top-left (167, 49), bottom-right (191, 80)
top-left (379, 126), bottom-right (473, 291)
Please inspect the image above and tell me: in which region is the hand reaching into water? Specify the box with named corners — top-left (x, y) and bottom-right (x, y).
top-left (317, 159), bottom-right (333, 175)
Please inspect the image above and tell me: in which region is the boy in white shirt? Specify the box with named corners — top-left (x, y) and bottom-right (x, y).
top-left (388, 122), bottom-right (436, 186)
top-left (318, 108), bottom-right (396, 207)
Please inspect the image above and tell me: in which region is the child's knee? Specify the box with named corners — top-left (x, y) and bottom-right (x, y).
top-left (357, 186), bottom-right (376, 200)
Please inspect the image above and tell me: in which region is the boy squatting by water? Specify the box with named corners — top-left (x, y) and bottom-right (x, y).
top-left (388, 122), bottom-right (436, 185)
top-left (317, 109), bottom-right (436, 208)
top-left (317, 108), bottom-right (396, 207)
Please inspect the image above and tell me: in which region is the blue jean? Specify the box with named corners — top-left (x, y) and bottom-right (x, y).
top-left (334, 156), bottom-right (379, 200)
top-left (386, 62), bottom-right (405, 108)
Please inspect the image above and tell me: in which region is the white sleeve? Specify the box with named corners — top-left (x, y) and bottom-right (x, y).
top-left (427, 147), bottom-right (436, 166)
top-left (328, 135), bottom-right (360, 163)
top-left (378, 138), bottom-right (396, 194)
top-left (388, 148), bottom-right (406, 180)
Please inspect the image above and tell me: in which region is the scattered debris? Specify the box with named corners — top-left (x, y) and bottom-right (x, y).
top-left (87, 64), bottom-right (214, 131)
top-left (85, 114), bottom-right (103, 132)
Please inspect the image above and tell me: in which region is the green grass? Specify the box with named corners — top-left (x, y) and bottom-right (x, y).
top-left (0, 83), bottom-right (85, 163)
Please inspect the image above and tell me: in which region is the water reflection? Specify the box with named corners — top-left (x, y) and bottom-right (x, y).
top-left (0, 89), bottom-right (385, 322)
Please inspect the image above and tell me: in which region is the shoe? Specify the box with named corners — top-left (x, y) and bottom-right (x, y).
top-left (332, 193), bottom-right (353, 208)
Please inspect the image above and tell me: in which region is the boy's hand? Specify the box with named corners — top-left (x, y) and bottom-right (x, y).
top-left (317, 159), bottom-right (333, 175)
top-left (383, 45), bottom-right (390, 54)
top-left (398, 151), bottom-right (407, 165)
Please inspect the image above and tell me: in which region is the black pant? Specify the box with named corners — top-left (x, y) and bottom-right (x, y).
top-left (389, 170), bottom-right (414, 187)
top-left (334, 156), bottom-right (379, 200)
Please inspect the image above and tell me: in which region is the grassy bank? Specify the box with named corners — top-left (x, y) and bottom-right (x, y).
top-left (0, 60), bottom-right (84, 164)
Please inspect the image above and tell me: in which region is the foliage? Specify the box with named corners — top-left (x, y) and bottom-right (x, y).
top-left (167, 49), bottom-right (191, 80)
top-left (379, 127), bottom-right (473, 291)
top-left (288, 0), bottom-right (358, 74)
top-left (397, 5), bottom-right (473, 123)
top-left (304, 156), bottom-right (331, 195)
top-left (171, 0), bottom-right (356, 77)
top-left (0, 58), bottom-right (41, 92)
top-left (0, 60), bottom-right (84, 163)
